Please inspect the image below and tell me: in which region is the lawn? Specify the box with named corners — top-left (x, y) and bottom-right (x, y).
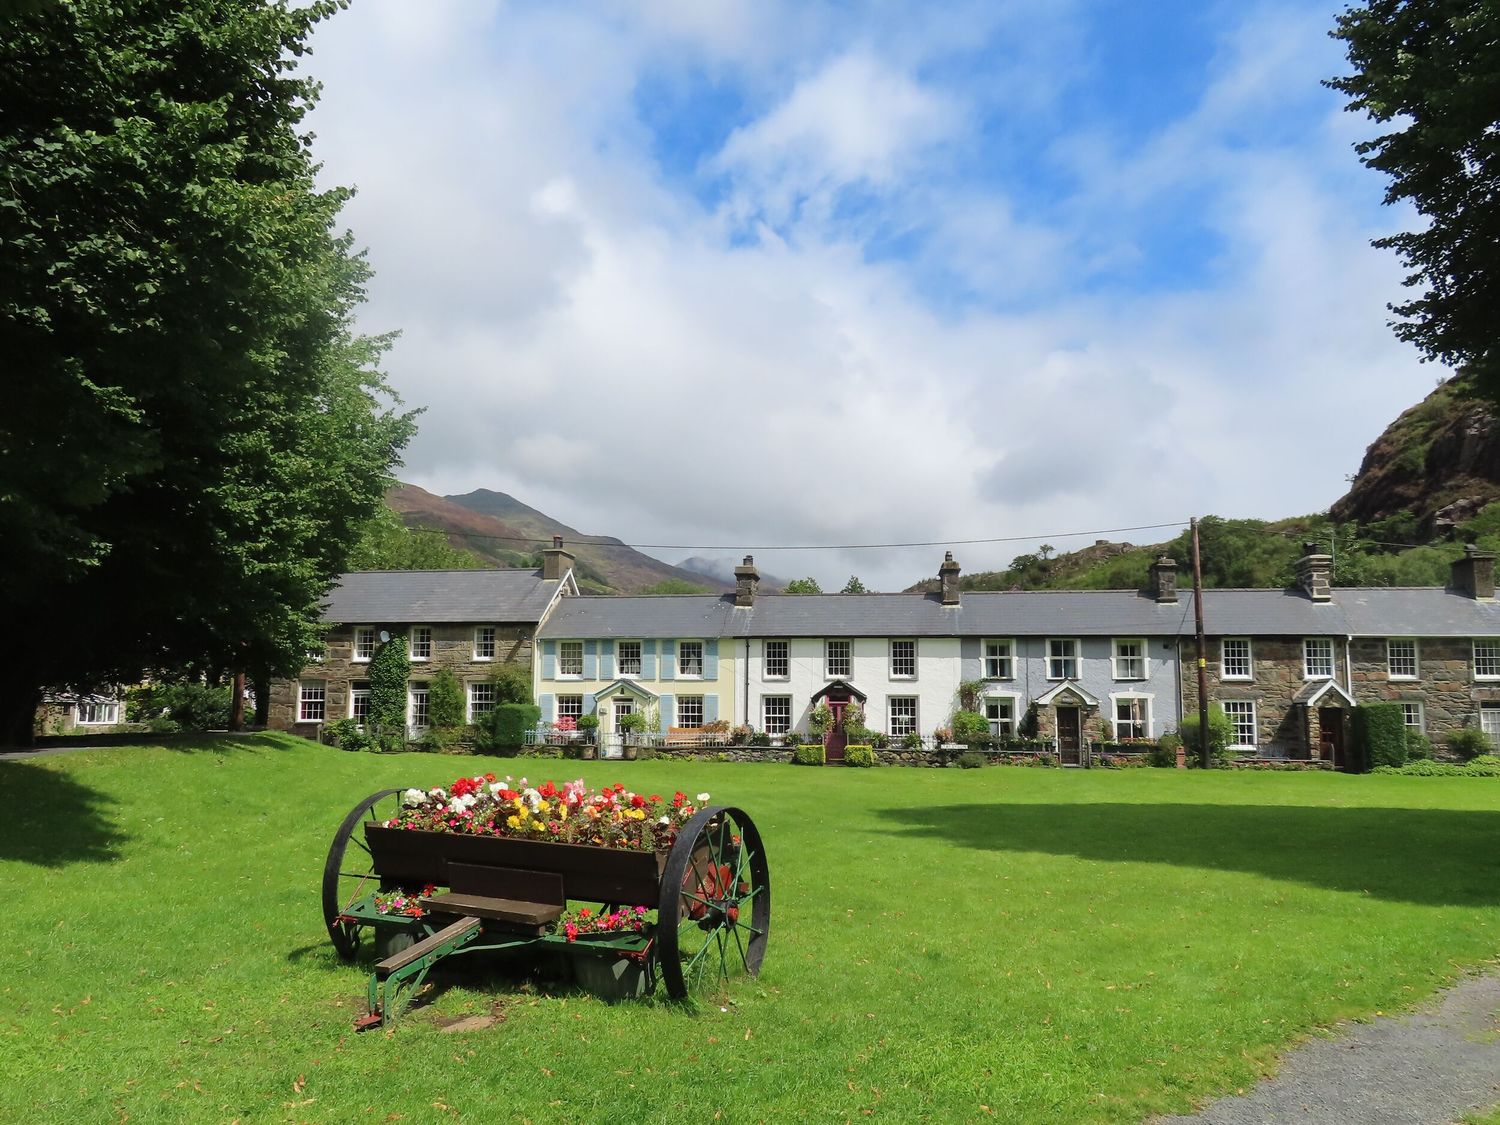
top-left (2, 736), bottom-right (1498, 1123)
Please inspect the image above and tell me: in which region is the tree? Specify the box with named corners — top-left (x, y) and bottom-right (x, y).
top-left (840, 576), bottom-right (868, 593)
top-left (346, 508), bottom-right (485, 571)
top-left (1328, 2), bottom-right (1500, 392)
top-left (0, 1), bottom-right (415, 743)
top-left (638, 578), bottom-right (711, 595)
top-left (784, 577), bottom-right (823, 594)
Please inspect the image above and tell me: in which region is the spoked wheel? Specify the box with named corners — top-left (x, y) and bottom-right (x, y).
top-left (656, 806), bottom-right (770, 1000)
top-left (322, 788), bottom-right (402, 961)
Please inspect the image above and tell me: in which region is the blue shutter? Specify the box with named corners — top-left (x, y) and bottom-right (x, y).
top-left (704, 638), bottom-right (719, 680)
top-left (538, 693), bottom-right (555, 722)
top-left (582, 694), bottom-right (597, 715)
top-left (642, 640), bottom-right (657, 679)
top-left (583, 639), bottom-right (598, 679)
top-left (704, 695), bottom-right (719, 723)
top-left (659, 694), bottom-right (675, 732)
top-left (600, 640), bottom-right (615, 680)
top-left (661, 640), bottom-right (677, 681)
top-left (541, 640), bottom-right (557, 680)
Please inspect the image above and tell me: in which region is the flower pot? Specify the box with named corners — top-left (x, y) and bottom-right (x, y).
top-left (376, 927), bottom-right (418, 962)
top-left (581, 744), bottom-right (597, 760)
top-left (623, 744), bottom-right (638, 761)
top-left (572, 954), bottom-right (650, 1001)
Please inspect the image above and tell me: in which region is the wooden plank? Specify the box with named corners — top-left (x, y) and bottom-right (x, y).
top-left (421, 891), bottom-right (564, 926)
top-left (448, 862), bottom-right (564, 907)
top-left (375, 915), bottom-right (481, 978)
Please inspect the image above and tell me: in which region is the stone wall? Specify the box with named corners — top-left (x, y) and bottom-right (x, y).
top-left (1180, 637), bottom-right (1349, 757)
top-left (269, 622), bottom-right (535, 738)
top-left (1349, 637), bottom-right (1500, 740)
top-left (651, 746), bottom-right (793, 764)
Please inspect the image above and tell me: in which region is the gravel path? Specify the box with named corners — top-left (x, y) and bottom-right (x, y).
top-left (1157, 975), bottom-right (1500, 1124)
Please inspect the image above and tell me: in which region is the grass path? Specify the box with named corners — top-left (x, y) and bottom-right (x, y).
top-left (2, 736), bottom-right (1498, 1122)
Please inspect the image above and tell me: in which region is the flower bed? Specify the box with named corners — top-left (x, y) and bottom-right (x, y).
top-left (385, 774), bottom-right (710, 852)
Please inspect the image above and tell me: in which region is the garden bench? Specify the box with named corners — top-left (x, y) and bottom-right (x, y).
top-left (665, 726), bottom-right (709, 746)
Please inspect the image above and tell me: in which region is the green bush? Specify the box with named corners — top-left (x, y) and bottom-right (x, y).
top-left (785, 731), bottom-right (803, 747)
top-left (956, 750), bottom-right (986, 769)
top-left (1353, 702), bottom-right (1406, 770)
top-left (1372, 760), bottom-right (1467, 776)
top-left (1447, 728), bottom-right (1492, 761)
top-left (900, 731), bottom-right (923, 750)
top-left (1180, 704), bottom-right (1234, 765)
top-left (1469, 754), bottom-right (1500, 776)
top-left (749, 731), bottom-right (772, 747)
top-left (490, 703), bottom-right (541, 749)
top-left (367, 635), bottom-right (410, 750)
top-left (126, 680), bottom-right (231, 731)
top-left (427, 669), bottom-right (466, 730)
top-left (792, 743), bottom-right (825, 766)
top-left (844, 745), bottom-right (875, 767)
top-left (492, 663), bottom-right (533, 704)
top-left (323, 718), bottom-right (371, 752)
top-left (1405, 730), bottom-right (1433, 759)
top-left (1150, 733), bottom-right (1182, 768)
top-left (951, 710), bottom-right (989, 743)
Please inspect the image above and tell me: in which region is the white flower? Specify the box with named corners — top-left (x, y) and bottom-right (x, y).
top-left (402, 788), bottom-right (426, 807)
top-left (448, 797), bottom-right (465, 815)
top-left (696, 792), bottom-right (711, 803)
top-left (429, 787), bottom-right (447, 798)
top-left (460, 792), bottom-right (478, 808)
top-left (489, 782), bottom-right (503, 797)
top-left (658, 815), bottom-right (671, 825)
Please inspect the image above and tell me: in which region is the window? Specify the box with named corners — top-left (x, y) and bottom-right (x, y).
top-left (764, 640), bottom-right (789, 679)
top-left (410, 627), bottom-right (432, 661)
top-left (306, 645), bottom-right (325, 665)
top-left (1386, 638), bottom-right (1417, 679)
top-left (1222, 700), bottom-right (1257, 748)
top-left (557, 695), bottom-right (583, 731)
top-left (409, 683), bottom-right (429, 731)
top-left (468, 682), bottom-right (495, 722)
top-left (298, 681), bottom-right (326, 723)
top-left (1112, 639), bottom-right (1147, 680)
top-left (763, 696), bottom-right (792, 735)
top-left (677, 695), bottom-right (704, 728)
top-left (77, 700), bottom-right (119, 725)
top-left (558, 641), bottom-right (583, 677)
top-left (888, 697), bottom-right (919, 737)
top-left (1047, 639), bottom-right (1078, 680)
top-left (826, 640), bottom-right (852, 679)
top-left (1482, 703), bottom-right (1500, 747)
top-left (618, 641), bottom-right (642, 677)
top-left (1221, 638), bottom-right (1252, 680)
top-left (353, 627), bottom-right (376, 662)
top-left (984, 640), bottom-right (1013, 680)
top-left (1114, 697), bottom-right (1149, 740)
top-left (350, 681), bottom-right (370, 724)
top-left (1474, 640), bottom-right (1500, 680)
top-left (678, 641), bottom-right (704, 677)
top-left (474, 627), bottom-right (497, 661)
top-left (984, 697), bottom-right (1015, 738)
top-left (890, 639), bottom-right (916, 679)
top-left (1401, 702), bottom-right (1424, 733)
top-left (1303, 638), bottom-right (1334, 679)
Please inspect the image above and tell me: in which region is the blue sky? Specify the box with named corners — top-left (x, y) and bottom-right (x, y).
top-left (305, 0), bottom-right (1431, 590)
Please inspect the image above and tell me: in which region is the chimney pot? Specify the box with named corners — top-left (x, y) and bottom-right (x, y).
top-left (1149, 556), bottom-right (1179, 603)
top-left (938, 551), bottom-right (962, 606)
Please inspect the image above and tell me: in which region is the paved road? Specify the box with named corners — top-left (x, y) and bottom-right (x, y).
top-left (1158, 975), bottom-right (1500, 1124)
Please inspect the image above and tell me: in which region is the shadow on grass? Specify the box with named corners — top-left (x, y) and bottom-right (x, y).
top-left (874, 802), bottom-right (1500, 907)
top-left (0, 761), bottom-right (127, 866)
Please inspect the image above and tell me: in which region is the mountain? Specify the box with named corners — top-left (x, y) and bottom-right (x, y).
top-left (384, 484), bottom-right (727, 595)
top-left (677, 555), bottom-right (788, 593)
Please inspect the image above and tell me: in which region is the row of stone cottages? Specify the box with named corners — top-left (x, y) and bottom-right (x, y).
top-left (262, 538), bottom-right (1500, 766)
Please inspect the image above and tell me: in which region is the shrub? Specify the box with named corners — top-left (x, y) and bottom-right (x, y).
top-left (490, 703), bottom-right (542, 749)
top-left (749, 731), bottom-right (772, 747)
top-left (1018, 703), bottom-right (1040, 738)
top-left (1353, 702), bottom-right (1407, 770)
top-left (785, 731), bottom-right (803, 747)
top-left (900, 731), bottom-right (923, 750)
top-left (957, 750), bottom-right (986, 769)
top-left (1447, 728), bottom-right (1492, 761)
top-left (808, 703), bottom-right (832, 735)
top-left (126, 680), bottom-right (231, 731)
top-left (576, 712), bottom-right (600, 736)
top-left (492, 663), bottom-right (532, 704)
top-left (1469, 753), bottom-right (1500, 776)
top-left (1150, 732), bottom-right (1182, 768)
top-left (951, 710), bottom-right (989, 743)
top-left (844, 745), bottom-right (875, 767)
top-left (870, 732), bottom-right (889, 749)
top-left (1405, 730), bottom-right (1433, 760)
top-left (792, 743), bottom-right (825, 766)
top-left (1180, 704), bottom-right (1234, 765)
top-left (323, 718), bottom-right (371, 752)
top-left (1372, 760), bottom-right (1466, 776)
top-left (367, 635), bottom-right (410, 750)
top-left (844, 722), bottom-right (877, 745)
top-left (427, 668), bottom-right (466, 730)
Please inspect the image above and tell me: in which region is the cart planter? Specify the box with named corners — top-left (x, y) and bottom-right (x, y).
top-left (322, 786), bottom-right (770, 1029)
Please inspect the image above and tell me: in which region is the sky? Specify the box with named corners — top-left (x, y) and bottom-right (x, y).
top-left (304, 0), bottom-right (1436, 591)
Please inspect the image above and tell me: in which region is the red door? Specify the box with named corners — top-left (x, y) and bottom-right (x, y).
top-left (826, 702), bottom-right (847, 762)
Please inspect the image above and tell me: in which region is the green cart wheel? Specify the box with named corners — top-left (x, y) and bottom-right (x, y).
top-left (322, 788), bottom-right (401, 961)
top-left (656, 806), bottom-right (770, 1000)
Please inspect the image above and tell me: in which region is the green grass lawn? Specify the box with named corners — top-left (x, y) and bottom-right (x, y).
top-left (2, 736), bottom-right (1498, 1123)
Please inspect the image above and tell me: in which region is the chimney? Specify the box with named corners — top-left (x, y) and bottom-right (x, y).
top-left (1450, 543), bottom-right (1496, 599)
top-left (939, 551), bottom-right (962, 606)
top-left (734, 555), bottom-right (759, 607)
top-left (1149, 556), bottom-right (1178, 603)
top-left (1295, 542), bottom-right (1332, 601)
top-left (542, 535), bottom-right (575, 582)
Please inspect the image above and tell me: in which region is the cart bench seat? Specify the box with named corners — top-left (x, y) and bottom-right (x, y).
top-left (420, 891), bottom-right (564, 929)
top-left (376, 915), bottom-right (482, 979)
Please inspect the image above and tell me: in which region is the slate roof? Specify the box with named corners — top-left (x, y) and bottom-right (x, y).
top-left (537, 596), bottom-right (737, 638)
top-left (1195, 589), bottom-right (1349, 636)
top-left (322, 570), bottom-right (563, 624)
top-left (1336, 588), bottom-right (1500, 637)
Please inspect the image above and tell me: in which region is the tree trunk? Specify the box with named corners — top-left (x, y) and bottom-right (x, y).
top-left (0, 681), bottom-right (44, 748)
top-left (252, 674), bottom-right (270, 728)
top-left (229, 671), bottom-right (246, 731)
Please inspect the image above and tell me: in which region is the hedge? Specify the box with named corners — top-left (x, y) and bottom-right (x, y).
top-left (844, 745), bottom-right (874, 767)
top-left (1353, 702), bottom-right (1406, 770)
top-left (792, 743), bottom-right (825, 766)
top-left (491, 703), bottom-right (542, 748)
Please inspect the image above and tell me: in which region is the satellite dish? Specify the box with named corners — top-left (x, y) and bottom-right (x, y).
top-left (378, 630), bottom-right (391, 644)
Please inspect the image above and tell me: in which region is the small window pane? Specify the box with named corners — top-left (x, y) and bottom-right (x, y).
top-left (765, 641), bottom-right (789, 679)
top-left (618, 641), bottom-right (642, 676)
top-left (558, 641), bottom-right (583, 676)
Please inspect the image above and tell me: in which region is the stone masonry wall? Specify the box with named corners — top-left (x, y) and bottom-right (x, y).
top-left (1349, 637), bottom-right (1500, 741)
top-left (1180, 637), bottom-right (1348, 757)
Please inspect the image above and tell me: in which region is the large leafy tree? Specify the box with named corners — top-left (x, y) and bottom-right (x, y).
top-left (1328, 2), bottom-right (1500, 391)
top-left (0, 0), bottom-right (416, 743)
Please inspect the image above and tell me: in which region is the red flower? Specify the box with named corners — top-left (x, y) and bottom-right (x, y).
top-left (630, 794), bottom-right (645, 809)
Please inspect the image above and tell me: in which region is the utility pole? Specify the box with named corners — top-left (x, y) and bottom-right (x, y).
top-left (1192, 517), bottom-right (1210, 769)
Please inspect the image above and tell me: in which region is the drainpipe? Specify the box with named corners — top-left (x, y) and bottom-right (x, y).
top-left (1175, 637), bottom-right (1184, 733)
top-left (1344, 635), bottom-right (1354, 700)
top-left (744, 637), bottom-right (750, 728)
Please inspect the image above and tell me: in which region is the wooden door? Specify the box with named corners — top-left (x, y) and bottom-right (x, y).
top-left (826, 702), bottom-right (847, 762)
top-left (1057, 707), bottom-right (1082, 766)
top-left (1319, 707), bottom-right (1348, 770)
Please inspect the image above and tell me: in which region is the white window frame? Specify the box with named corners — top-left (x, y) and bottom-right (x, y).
top-left (888, 696), bottom-right (919, 738)
top-left (617, 640), bottom-right (642, 677)
top-left (1385, 638), bottom-right (1418, 680)
top-left (306, 645), bottom-right (326, 665)
top-left (1110, 694), bottom-right (1151, 741)
top-left (298, 680), bottom-right (327, 723)
top-left (762, 696), bottom-right (792, 735)
top-left (763, 640), bottom-right (789, 680)
top-left (983, 694), bottom-right (1018, 738)
top-left (467, 682), bottom-right (496, 723)
top-left (410, 627), bottom-right (432, 662)
top-left (677, 695), bottom-right (705, 728)
top-left (825, 640), bottom-right (852, 679)
top-left (77, 699), bottom-right (119, 725)
top-left (1482, 702), bottom-right (1500, 747)
top-left (473, 626), bottom-right (497, 662)
top-left (557, 695), bottom-right (584, 723)
top-left (1046, 638), bottom-right (1078, 681)
top-left (1400, 701), bottom-right (1424, 733)
top-left (408, 682), bottom-right (429, 731)
top-left (889, 639), bottom-right (917, 680)
top-left (352, 626), bottom-right (376, 663)
top-left (983, 639), bottom-right (1014, 680)
top-left (350, 681), bottom-right (370, 724)
top-left (1474, 639), bottom-right (1500, 681)
top-left (1221, 699), bottom-right (1257, 749)
top-left (1303, 638), bottom-right (1334, 680)
top-left (557, 640), bottom-right (583, 678)
top-left (1220, 638), bottom-right (1252, 681)
top-left (1111, 639), bottom-right (1148, 681)
top-left (677, 640), bottom-right (704, 678)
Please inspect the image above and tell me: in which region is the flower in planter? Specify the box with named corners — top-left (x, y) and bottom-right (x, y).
top-left (374, 884), bottom-right (435, 917)
top-left (557, 904), bottom-right (650, 941)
